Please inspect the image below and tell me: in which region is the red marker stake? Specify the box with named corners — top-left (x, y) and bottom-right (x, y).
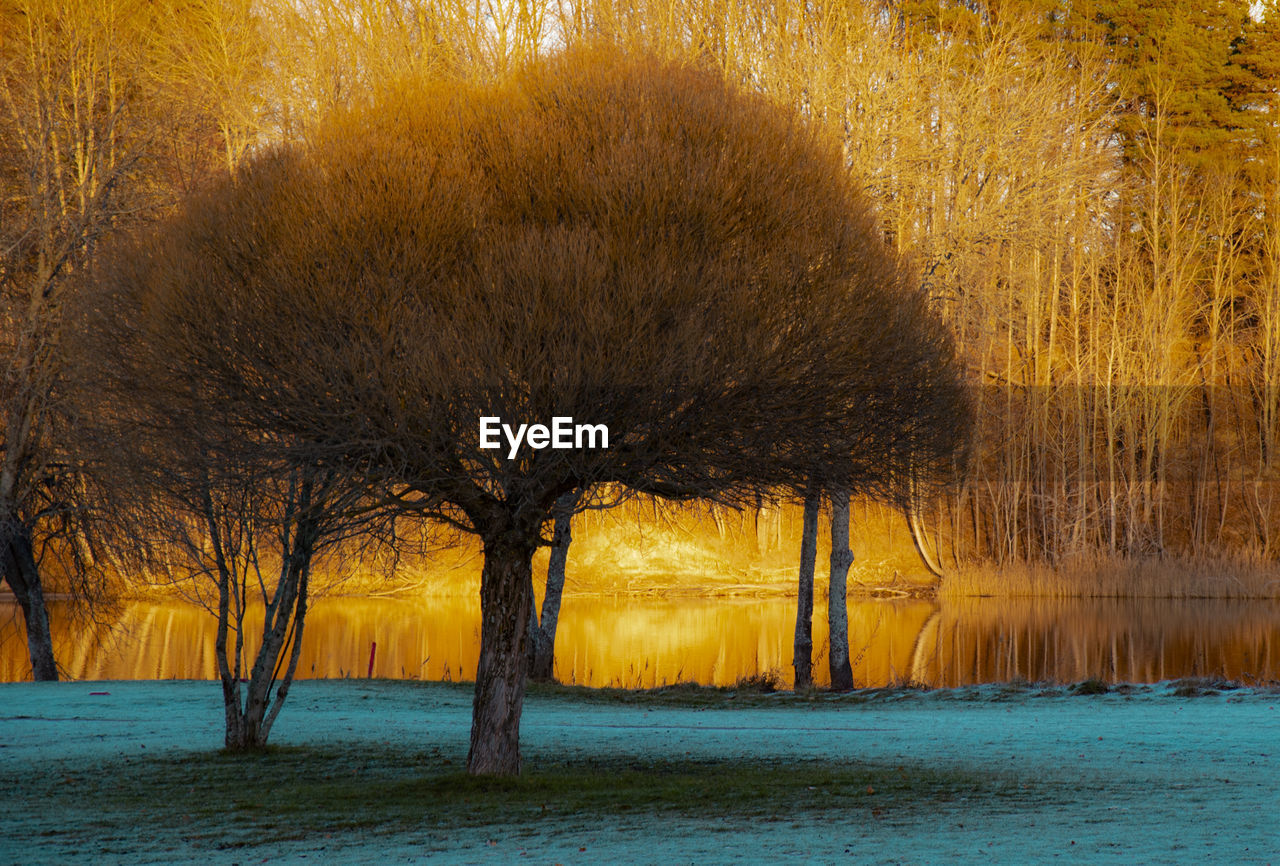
top-left (367, 641), bottom-right (377, 679)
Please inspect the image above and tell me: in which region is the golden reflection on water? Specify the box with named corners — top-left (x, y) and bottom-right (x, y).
top-left (910, 598), bottom-right (1280, 686)
top-left (1, 596), bottom-right (1277, 687)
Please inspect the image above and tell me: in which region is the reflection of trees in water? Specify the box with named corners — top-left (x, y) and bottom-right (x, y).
top-left (549, 597), bottom-right (939, 689)
top-left (0, 598), bottom-right (485, 682)
top-left (909, 599), bottom-right (1280, 686)
top-left (0, 604), bottom-right (29, 679)
top-left (0, 600), bottom-right (126, 680)
top-left (2, 597), bottom-right (1278, 686)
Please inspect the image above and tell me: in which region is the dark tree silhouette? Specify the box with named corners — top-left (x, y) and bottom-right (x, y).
top-left (74, 152), bottom-right (391, 751)
top-left (81, 45), bottom-right (968, 775)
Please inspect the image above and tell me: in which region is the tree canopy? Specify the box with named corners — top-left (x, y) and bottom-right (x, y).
top-left (86, 46), bottom-right (969, 772)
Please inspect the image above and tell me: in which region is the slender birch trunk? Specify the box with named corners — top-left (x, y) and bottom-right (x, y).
top-left (792, 488), bottom-right (820, 689)
top-left (212, 479), bottom-right (320, 751)
top-left (529, 491), bottom-right (576, 681)
top-left (828, 490), bottom-right (854, 690)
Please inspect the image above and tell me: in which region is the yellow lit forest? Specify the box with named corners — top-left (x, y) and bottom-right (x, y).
top-left (6, 0), bottom-right (1280, 607)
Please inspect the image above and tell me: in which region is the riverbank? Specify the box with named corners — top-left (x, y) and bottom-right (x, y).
top-left (2, 679), bottom-right (1276, 863)
top-left (941, 552), bottom-right (1280, 599)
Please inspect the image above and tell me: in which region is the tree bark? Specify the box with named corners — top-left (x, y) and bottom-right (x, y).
top-left (792, 489), bottom-right (820, 689)
top-left (906, 502), bottom-right (946, 580)
top-left (212, 483), bottom-right (318, 752)
top-left (828, 490), bottom-right (854, 691)
top-left (205, 490), bottom-right (245, 749)
top-left (469, 525), bottom-right (538, 776)
top-left (529, 492), bottom-right (575, 682)
top-left (2, 520), bottom-right (58, 681)
top-left (258, 539), bottom-right (312, 745)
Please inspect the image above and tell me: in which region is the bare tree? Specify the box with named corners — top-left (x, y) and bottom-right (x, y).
top-left (103, 469), bottom-right (349, 751)
top-left (71, 161), bottom-right (392, 748)
top-left (86, 47), bottom-right (967, 774)
top-left (0, 0), bottom-right (241, 679)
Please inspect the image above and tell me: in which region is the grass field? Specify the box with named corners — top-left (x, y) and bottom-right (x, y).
top-left (2, 679), bottom-right (1277, 863)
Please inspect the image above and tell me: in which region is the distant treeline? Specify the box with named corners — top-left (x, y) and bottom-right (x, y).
top-left (606, 0), bottom-right (1280, 564)
top-left (5, 0), bottom-right (1280, 600)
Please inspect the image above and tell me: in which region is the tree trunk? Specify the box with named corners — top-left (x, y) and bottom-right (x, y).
top-left (240, 556), bottom-right (304, 748)
top-left (214, 552), bottom-right (244, 748)
top-left (469, 526), bottom-right (537, 776)
top-left (257, 543), bottom-right (312, 746)
top-left (212, 484), bottom-right (318, 752)
top-left (529, 492), bottom-right (575, 682)
top-left (792, 489), bottom-right (820, 689)
top-left (828, 490), bottom-right (854, 691)
top-left (2, 520), bottom-right (58, 681)
top-left (906, 502), bottom-right (946, 580)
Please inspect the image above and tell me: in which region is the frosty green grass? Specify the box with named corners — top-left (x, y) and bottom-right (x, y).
top-left (2, 679), bottom-right (1276, 863)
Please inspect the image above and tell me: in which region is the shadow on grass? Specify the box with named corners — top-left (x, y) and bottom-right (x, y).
top-left (522, 678), bottom-right (934, 708)
top-left (12, 744), bottom-right (1039, 849)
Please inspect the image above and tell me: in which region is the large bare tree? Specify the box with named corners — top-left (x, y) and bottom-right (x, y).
top-left (0, 0), bottom-right (247, 679)
top-left (85, 47), bottom-right (967, 774)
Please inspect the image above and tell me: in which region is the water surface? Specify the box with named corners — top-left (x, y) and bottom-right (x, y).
top-left (1, 595), bottom-right (1276, 687)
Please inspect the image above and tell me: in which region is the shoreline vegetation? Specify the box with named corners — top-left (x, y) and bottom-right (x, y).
top-left (25, 549), bottom-right (1280, 604)
top-left (196, 547), bottom-right (1280, 602)
top-left (942, 553), bottom-right (1280, 600)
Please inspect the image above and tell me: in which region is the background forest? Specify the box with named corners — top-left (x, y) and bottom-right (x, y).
top-left (6, 0), bottom-right (1280, 610)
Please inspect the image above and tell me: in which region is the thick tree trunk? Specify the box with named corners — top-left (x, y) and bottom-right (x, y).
top-left (469, 527), bottom-right (537, 776)
top-left (529, 493), bottom-right (575, 682)
top-left (2, 521), bottom-right (58, 681)
top-left (231, 549), bottom-right (310, 750)
top-left (240, 560), bottom-right (303, 748)
top-left (216, 578), bottom-right (246, 748)
top-left (792, 489), bottom-right (820, 689)
top-left (828, 490), bottom-right (854, 691)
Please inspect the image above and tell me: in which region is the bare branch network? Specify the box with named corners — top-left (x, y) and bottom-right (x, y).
top-left (76, 46), bottom-right (967, 772)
